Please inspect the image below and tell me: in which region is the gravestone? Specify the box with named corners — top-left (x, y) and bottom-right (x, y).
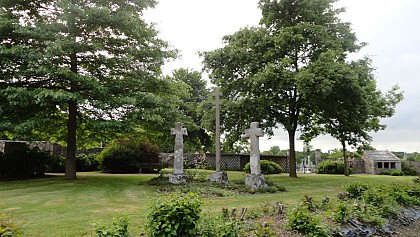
top-left (244, 122), bottom-right (267, 188)
top-left (209, 87), bottom-right (228, 183)
top-left (169, 122), bottom-right (188, 184)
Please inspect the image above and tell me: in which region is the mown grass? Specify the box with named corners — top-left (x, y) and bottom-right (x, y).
top-left (0, 172), bottom-right (415, 236)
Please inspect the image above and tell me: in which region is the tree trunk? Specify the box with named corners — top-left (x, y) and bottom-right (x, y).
top-left (342, 140), bottom-right (349, 176)
top-left (288, 130), bottom-right (298, 178)
top-left (65, 99), bottom-right (77, 180)
top-left (65, 51), bottom-right (78, 180)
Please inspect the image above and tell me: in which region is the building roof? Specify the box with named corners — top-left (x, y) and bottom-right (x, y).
top-left (363, 150), bottom-right (400, 161)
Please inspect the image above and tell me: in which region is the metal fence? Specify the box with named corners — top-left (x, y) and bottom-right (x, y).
top-left (205, 153), bottom-right (289, 172)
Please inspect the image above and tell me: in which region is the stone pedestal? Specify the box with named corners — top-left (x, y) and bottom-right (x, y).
top-left (169, 174), bottom-right (187, 184)
top-left (245, 174), bottom-right (267, 189)
top-left (208, 171), bottom-right (228, 184)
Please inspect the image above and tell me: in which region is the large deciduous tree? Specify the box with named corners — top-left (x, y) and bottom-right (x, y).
top-left (202, 0), bottom-right (362, 177)
top-left (300, 51), bottom-right (403, 176)
top-left (0, 0), bottom-right (174, 179)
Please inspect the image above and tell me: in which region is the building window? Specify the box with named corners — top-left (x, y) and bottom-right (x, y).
top-left (378, 162), bottom-right (382, 168)
top-left (384, 162), bottom-right (389, 169)
top-left (391, 163), bottom-right (396, 169)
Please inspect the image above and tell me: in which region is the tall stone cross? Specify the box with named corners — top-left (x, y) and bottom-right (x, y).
top-left (214, 87), bottom-right (222, 172)
top-left (244, 122), bottom-right (264, 175)
top-left (171, 122), bottom-right (187, 175)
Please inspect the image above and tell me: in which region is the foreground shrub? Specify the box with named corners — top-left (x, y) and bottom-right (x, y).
top-left (286, 206), bottom-right (329, 237)
top-left (0, 212), bottom-right (24, 236)
top-left (315, 160), bottom-right (352, 174)
top-left (94, 215), bottom-right (129, 237)
top-left (0, 143), bottom-right (51, 178)
top-left (243, 160), bottom-right (283, 174)
top-left (99, 139), bottom-right (160, 174)
top-left (146, 193), bottom-right (202, 237)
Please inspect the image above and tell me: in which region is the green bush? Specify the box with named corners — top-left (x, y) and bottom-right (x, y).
top-left (0, 143), bottom-right (51, 178)
top-left (401, 162), bottom-right (418, 176)
top-left (391, 170), bottom-right (404, 176)
top-left (315, 160), bottom-right (352, 174)
top-left (146, 193), bottom-right (202, 237)
top-left (99, 139), bottom-right (160, 174)
top-left (380, 170), bottom-right (391, 175)
top-left (94, 215), bottom-right (129, 237)
top-left (243, 160), bottom-right (283, 174)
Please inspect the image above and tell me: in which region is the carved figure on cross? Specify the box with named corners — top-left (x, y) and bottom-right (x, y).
top-left (244, 122), bottom-right (264, 175)
top-left (171, 122), bottom-right (187, 175)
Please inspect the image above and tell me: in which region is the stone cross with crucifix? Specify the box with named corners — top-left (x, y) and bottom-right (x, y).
top-left (244, 122), bottom-right (267, 188)
top-left (244, 122), bottom-right (264, 175)
top-left (169, 122), bottom-right (188, 184)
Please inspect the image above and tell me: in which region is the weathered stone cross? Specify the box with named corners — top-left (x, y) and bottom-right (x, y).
top-left (244, 122), bottom-right (264, 175)
top-left (214, 87), bottom-right (222, 172)
top-left (171, 122), bottom-right (187, 175)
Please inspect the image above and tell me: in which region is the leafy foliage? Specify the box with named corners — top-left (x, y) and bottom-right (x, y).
top-left (202, 0), bottom-right (366, 178)
top-left (401, 162), bottom-right (418, 176)
top-left (345, 182), bottom-right (370, 199)
top-left (243, 160), bottom-right (283, 174)
top-left (94, 215), bottom-right (129, 237)
top-left (315, 160), bottom-right (352, 175)
top-left (286, 205), bottom-right (329, 237)
top-left (146, 193), bottom-right (202, 237)
top-left (0, 212), bottom-right (23, 237)
top-left (0, 0), bottom-right (175, 179)
top-left (99, 139), bottom-right (160, 174)
top-left (391, 170), bottom-right (404, 176)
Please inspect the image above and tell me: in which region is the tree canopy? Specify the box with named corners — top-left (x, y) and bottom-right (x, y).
top-left (203, 0), bottom-right (364, 177)
top-left (0, 0), bottom-right (175, 179)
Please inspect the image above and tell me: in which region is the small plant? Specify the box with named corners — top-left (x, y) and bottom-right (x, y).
top-left (243, 160), bottom-right (283, 174)
top-left (146, 192), bottom-right (202, 237)
top-left (94, 215), bottom-right (129, 237)
top-left (0, 212), bottom-right (24, 237)
top-left (286, 206), bottom-right (329, 237)
top-left (332, 201), bottom-right (351, 223)
top-left (414, 176), bottom-right (420, 183)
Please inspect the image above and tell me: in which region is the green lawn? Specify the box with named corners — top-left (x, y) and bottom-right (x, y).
top-left (0, 172), bottom-right (415, 236)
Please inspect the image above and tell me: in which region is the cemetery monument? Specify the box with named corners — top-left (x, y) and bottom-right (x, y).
top-left (169, 122), bottom-right (188, 184)
top-left (209, 87), bottom-right (228, 183)
top-left (244, 122), bottom-right (267, 188)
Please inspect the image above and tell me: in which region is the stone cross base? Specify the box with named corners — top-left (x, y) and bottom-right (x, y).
top-left (245, 174), bottom-right (267, 188)
top-left (169, 174), bottom-right (187, 184)
top-left (208, 171), bottom-right (228, 184)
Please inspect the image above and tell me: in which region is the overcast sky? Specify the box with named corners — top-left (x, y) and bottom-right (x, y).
top-left (144, 0), bottom-right (420, 153)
